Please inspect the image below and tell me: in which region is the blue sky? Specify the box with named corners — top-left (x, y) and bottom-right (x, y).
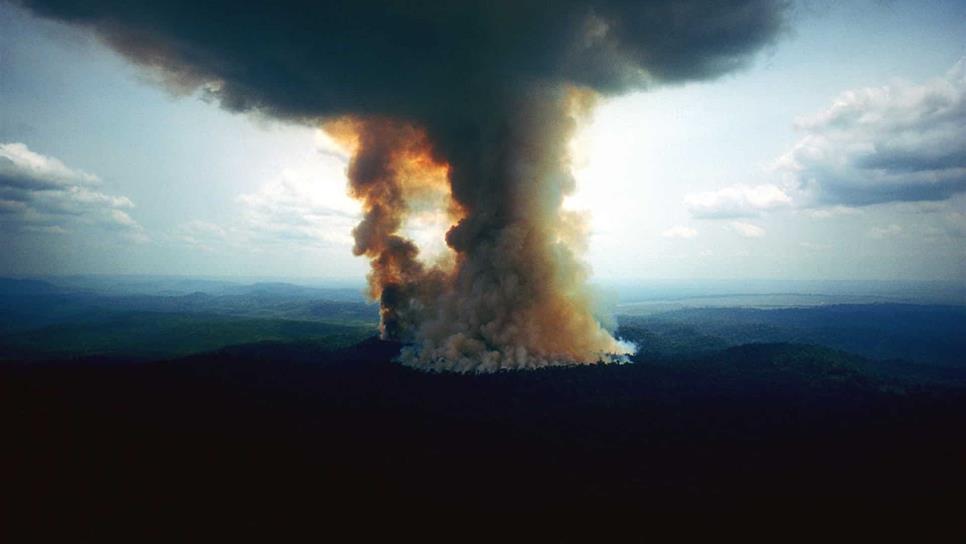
top-left (1, 0), bottom-right (964, 281)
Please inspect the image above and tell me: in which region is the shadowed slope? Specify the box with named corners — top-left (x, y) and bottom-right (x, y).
top-left (3, 337), bottom-right (964, 532)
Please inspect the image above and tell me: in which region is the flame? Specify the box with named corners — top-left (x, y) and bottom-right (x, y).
top-left (323, 117), bottom-right (462, 339)
top-left (325, 86), bottom-right (631, 372)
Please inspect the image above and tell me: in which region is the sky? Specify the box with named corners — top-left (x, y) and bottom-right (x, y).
top-left (1, 0), bottom-right (964, 282)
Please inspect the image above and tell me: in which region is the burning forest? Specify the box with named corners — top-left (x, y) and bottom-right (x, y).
top-left (16, 0), bottom-right (788, 370)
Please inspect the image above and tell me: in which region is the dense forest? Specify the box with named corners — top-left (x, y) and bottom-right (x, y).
top-left (3, 278), bottom-right (964, 533)
top-left (4, 336), bottom-right (964, 528)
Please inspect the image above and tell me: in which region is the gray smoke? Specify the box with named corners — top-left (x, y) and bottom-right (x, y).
top-left (18, 0), bottom-right (789, 371)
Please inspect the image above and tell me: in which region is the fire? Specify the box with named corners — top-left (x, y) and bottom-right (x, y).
top-left (325, 88), bottom-right (633, 371)
top-left (323, 117), bottom-right (462, 339)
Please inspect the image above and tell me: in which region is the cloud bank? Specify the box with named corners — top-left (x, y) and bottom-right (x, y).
top-left (685, 183), bottom-right (792, 218)
top-left (688, 58), bottom-right (966, 222)
top-left (780, 57), bottom-right (966, 208)
top-left (177, 168), bottom-right (360, 252)
top-left (0, 142), bottom-right (146, 241)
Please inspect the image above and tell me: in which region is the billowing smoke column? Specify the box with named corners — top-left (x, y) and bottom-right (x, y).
top-left (19, 0), bottom-right (788, 371)
top-left (324, 118), bottom-right (456, 343)
top-left (331, 89), bottom-right (625, 370)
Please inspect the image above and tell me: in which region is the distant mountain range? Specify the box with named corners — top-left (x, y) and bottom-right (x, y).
top-left (3, 276), bottom-right (964, 519)
top-left (0, 275), bottom-right (368, 299)
top-left (619, 304), bottom-right (966, 369)
top-left (0, 278), bottom-right (65, 296)
top-left (2, 276), bottom-right (965, 373)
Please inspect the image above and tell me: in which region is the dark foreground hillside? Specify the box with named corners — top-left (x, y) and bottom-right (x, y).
top-left (3, 338), bottom-right (965, 533)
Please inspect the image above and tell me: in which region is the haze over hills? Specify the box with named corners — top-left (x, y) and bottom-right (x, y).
top-left (2, 276), bottom-right (964, 372)
top-left (2, 274), bottom-right (965, 528)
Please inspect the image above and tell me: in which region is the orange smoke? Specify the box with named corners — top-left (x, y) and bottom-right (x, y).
top-left (327, 86), bottom-right (632, 372)
top-left (323, 118), bottom-right (461, 339)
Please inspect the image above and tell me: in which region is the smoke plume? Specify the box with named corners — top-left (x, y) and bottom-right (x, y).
top-left (18, 0), bottom-right (789, 371)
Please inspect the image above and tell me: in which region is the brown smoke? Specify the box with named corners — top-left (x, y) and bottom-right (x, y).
top-left (17, 0), bottom-right (790, 371)
top-left (324, 118), bottom-right (460, 341)
top-left (331, 86), bottom-right (631, 372)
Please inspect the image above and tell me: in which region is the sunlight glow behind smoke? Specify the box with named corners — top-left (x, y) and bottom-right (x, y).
top-left (325, 89), bottom-right (634, 372)
top-left (18, 0), bottom-right (788, 371)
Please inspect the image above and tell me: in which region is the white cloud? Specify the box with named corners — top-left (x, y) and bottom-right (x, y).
top-left (661, 225), bottom-right (698, 239)
top-left (728, 221), bottom-right (765, 238)
top-left (776, 57), bottom-right (966, 207)
top-left (800, 205), bottom-right (860, 219)
top-left (688, 59), bottom-right (966, 226)
top-left (868, 224), bottom-right (903, 239)
top-left (684, 183), bottom-right (792, 218)
top-left (174, 142), bottom-right (361, 252)
top-left (0, 142), bottom-right (146, 241)
top-left (236, 167), bottom-right (359, 246)
top-left (0, 142), bottom-right (99, 190)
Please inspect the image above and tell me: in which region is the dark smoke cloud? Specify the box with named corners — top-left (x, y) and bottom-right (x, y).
top-left (17, 0), bottom-right (787, 122)
top-left (18, 0), bottom-right (790, 371)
